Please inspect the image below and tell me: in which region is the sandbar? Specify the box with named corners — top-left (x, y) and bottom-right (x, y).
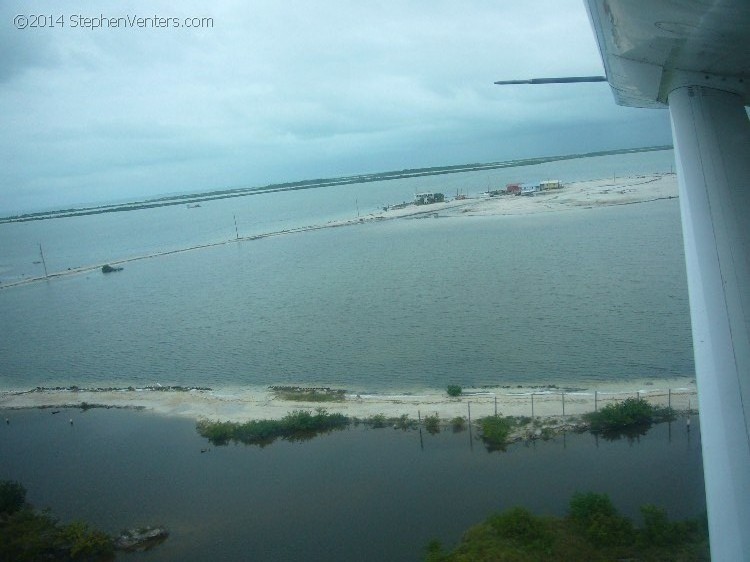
top-left (0, 376), bottom-right (697, 424)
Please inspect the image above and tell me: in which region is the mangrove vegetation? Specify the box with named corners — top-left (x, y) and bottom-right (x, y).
top-left (0, 480), bottom-right (115, 561)
top-left (196, 399), bottom-right (686, 450)
top-left (196, 408), bottom-right (349, 446)
top-left (425, 492), bottom-right (708, 561)
top-left (583, 398), bottom-right (675, 437)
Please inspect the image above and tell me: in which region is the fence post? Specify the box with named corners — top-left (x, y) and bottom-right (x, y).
top-left (531, 393), bottom-right (535, 419)
top-left (668, 388), bottom-right (672, 409)
top-left (467, 402), bottom-right (471, 424)
top-left (637, 390), bottom-right (641, 401)
top-left (594, 391), bottom-right (598, 412)
top-left (562, 392), bottom-right (566, 417)
top-left (494, 395), bottom-right (497, 417)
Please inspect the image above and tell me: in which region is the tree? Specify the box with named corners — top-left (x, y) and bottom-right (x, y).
top-left (0, 480), bottom-right (26, 515)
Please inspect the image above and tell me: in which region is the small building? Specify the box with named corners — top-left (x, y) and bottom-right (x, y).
top-left (414, 192), bottom-right (445, 205)
top-left (539, 180), bottom-right (562, 190)
top-left (506, 183), bottom-right (521, 195)
top-left (520, 183), bottom-right (540, 196)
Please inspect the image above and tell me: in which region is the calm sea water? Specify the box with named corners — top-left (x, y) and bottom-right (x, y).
top-left (0, 150), bottom-right (673, 281)
top-left (0, 150), bottom-right (692, 392)
top-left (0, 408), bottom-right (705, 562)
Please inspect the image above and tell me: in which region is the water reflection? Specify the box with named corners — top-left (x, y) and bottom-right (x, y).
top-left (1, 409), bottom-right (704, 562)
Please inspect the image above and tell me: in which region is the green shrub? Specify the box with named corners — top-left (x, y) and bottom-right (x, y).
top-left (569, 492), bottom-right (633, 547)
top-left (424, 414), bottom-right (440, 434)
top-left (196, 409), bottom-right (349, 446)
top-left (0, 508), bottom-right (60, 560)
top-left (540, 427), bottom-right (555, 440)
top-left (584, 511), bottom-right (634, 547)
top-left (584, 398), bottom-right (674, 435)
top-left (369, 414), bottom-right (387, 428)
top-left (446, 385), bottom-right (462, 397)
top-left (569, 492), bottom-right (617, 524)
top-left (195, 420), bottom-right (235, 445)
top-left (425, 492), bottom-right (708, 561)
top-left (59, 520), bottom-right (115, 559)
top-left (394, 414), bottom-right (415, 430)
top-left (640, 504), bottom-right (706, 547)
top-left (424, 539), bottom-right (444, 562)
top-left (640, 504), bottom-right (671, 546)
top-left (233, 419), bottom-right (279, 445)
top-left (479, 416), bottom-right (513, 449)
top-left (584, 398), bottom-right (653, 431)
top-left (0, 505), bottom-right (114, 561)
top-left (0, 480), bottom-right (26, 515)
top-left (450, 416), bottom-right (466, 432)
top-left (488, 507), bottom-right (550, 546)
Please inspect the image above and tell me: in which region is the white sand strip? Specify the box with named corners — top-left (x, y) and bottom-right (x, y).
top-left (0, 377), bottom-right (697, 423)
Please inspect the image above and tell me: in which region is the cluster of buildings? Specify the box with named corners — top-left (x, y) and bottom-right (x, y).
top-left (401, 180), bottom-right (563, 209)
top-left (504, 179), bottom-right (563, 196)
top-left (413, 192), bottom-right (445, 205)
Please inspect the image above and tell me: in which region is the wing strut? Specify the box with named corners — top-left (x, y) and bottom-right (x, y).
top-left (494, 76), bottom-right (607, 85)
top-left (669, 85), bottom-right (750, 560)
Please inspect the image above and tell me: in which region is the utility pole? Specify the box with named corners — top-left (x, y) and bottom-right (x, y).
top-left (38, 243), bottom-right (48, 278)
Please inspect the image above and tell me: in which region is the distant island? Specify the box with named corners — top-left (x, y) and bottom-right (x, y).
top-left (0, 146), bottom-right (671, 224)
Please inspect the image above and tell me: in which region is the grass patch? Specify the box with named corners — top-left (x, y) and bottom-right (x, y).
top-left (197, 409), bottom-right (349, 446)
top-left (270, 386), bottom-right (346, 402)
top-left (425, 492), bottom-right (708, 561)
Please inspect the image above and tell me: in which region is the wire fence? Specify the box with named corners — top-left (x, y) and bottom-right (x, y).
top-left (461, 387), bottom-right (697, 420)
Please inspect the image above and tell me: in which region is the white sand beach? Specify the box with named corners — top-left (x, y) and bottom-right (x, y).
top-left (375, 172), bottom-right (678, 220)
top-left (0, 377), bottom-right (697, 423)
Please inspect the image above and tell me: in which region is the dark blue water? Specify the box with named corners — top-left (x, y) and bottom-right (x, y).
top-left (0, 408), bottom-right (705, 561)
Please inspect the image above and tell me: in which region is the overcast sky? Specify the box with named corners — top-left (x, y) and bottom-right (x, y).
top-left (0, 0), bottom-right (673, 213)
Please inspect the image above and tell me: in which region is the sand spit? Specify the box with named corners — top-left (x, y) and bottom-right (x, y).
top-left (381, 173), bottom-right (678, 220)
top-left (0, 173), bottom-right (678, 291)
top-left (0, 377), bottom-right (697, 423)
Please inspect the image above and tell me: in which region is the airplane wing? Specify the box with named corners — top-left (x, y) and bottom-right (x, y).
top-left (584, 1), bottom-right (750, 558)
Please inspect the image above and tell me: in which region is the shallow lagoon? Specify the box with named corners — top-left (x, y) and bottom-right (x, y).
top-left (1, 408), bottom-right (705, 561)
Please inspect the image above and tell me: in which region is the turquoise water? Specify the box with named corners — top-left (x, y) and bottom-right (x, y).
top-left (0, 150), bottom-right (692, 392)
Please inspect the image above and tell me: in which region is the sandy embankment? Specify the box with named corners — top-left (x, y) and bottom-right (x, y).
top-left (0, 377), bottom-right (697, 424)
